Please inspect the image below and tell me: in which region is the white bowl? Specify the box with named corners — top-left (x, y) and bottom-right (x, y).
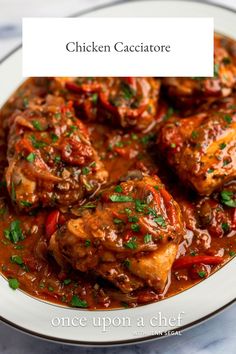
top-left (0, 0), bottom-right (235, 346)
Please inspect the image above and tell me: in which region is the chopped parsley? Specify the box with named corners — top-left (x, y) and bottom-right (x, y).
top-left (128, 216), bottom-right (139, 223)
top-left (123, 259), bottom-right (131, 268)
top-left (198, 271), bottom-right (206, 278)
top-left (0, 208), bottom-right (6, 215)
top-left (110, 195), bottom-right (133, 203)
top-left (32, 120), bottom-right (43, 131)
top-left (26, 152), bottom-right (36, 163)
top-left (54, 156), bottom-right (61, 163)
top-left (135, 199), bottom-right (147, 212)
top-left (4, 220), bottom-right (24, 244)
top-left (114, 185), bottom-right (122, 193)
top-left (8, 278), bottom-right (19, 290)
top-left (50, 133), bottom-right (59, 143)
top-left (23, 97), bottom-right (29, 108)
top-left (222, 222), bottom-right (230, 233)
top-left (191, 130), bottom-right (199, 139)
top-left (66, 125), bottom-right (78, 137)
top-left (190, 250), bottom-right (197, 256)
top-left (85, 240), bottom-right (91, 247)
top-left (120, 82), bottom-right (136, 100)
top-left (219, 142), bottom-right (226, 150)
top-left (124, 238), bottom-right (137, 250)
top-left (30, 135), bottom-right (47, 148)
top-left (131, 133), bottom-right (138, 140)
top-left (79, 202), bottom-right (96, 210)
top-left (82, 167), bottom-right (90, 175)
top-left (113, 218), bottom-right (123, 224)
top-left (223, 159), bottom-right (230, 166)
top-left (10, 255), bottom-right (24, 265)
top-left (71, 295), bottom-right (88, 308)
top-left (91, 93), bottom-right (98, 103)
top-left (63, 279), bottom-right (71, 285)
top-left (154, 215), bottom-right (166, 228)
top-left (163, 107), bottom-right (174, 121)
top-left (229, 251), bottom-right (236, 257)
top-left (214, 63), bottom-right (219, 77)
top-left (223, 114), bottom-right (232, 124)
top-left (20, 201), bottom-right (32, 207)
top-left (144, 234), bottom-right (152, 243)
top-left (124, 208), bottom-right (132, 215)
top-left (54, 112), bottom-right (61, 119)
top-left (220, 190), bottom-right (236, 208)
top-left (131, 223), bottom-right (140, 232)
top-left (140, 133), bottom-right (155, 145)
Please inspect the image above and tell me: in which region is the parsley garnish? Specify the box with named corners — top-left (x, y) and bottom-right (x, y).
top-left (214, 63), bottom-right (219, 77)
top-left (110, 195), bottom-right (133, 202)
top-left (131, 223), bottom-right (140, 232)
top-left (219, 142), bottom-right (226, 150)
top-left (144, 234), bottom-right (152, 243)
top-left (220, 190), bottom-right (236, 207)
top-left (114, 185), bottom-right (122, 193)
top-left (51, 133), bottom-right (59, 143)
top-left (123, 259), bottom-right (131, 268)
top-left (82, 167), bottom-right (90, 175)
top-left (113, 218), bottom-right (123, 224)
top-left (10, 255), bottom-right (24, 265)
top-left (20, 201), bottom-right (32, 207)
top-left (32, 120), bottom-right (43, 131)
top-left (120, 82), bottom-right (136, 100)
top-left (71, 295), bottom-right (88, 308)
top-left (222, 222), bottom-right (229, 233)
top-left (191, 130), bottom-right (199, 139)
top-left (198, 271), bottom-right (206, 278)
top-left (4, 220), bottom-right (24, 244)
top-left (154, 215), bottom-right (166, 228)
top-left (124, 238), bottom-right (137, 250)
top-left (163, 107), bottom-right (174, 121)
top-left (128, 216), bottom-right (139, 223)
top-left (8, 278), bottom-right (19, 290)
top-left (26, 152), bottom-right (36, 163)
top-left (224, 115), bottom-right (232, 124)
top-left (85, 240), bottom-right (91, 247)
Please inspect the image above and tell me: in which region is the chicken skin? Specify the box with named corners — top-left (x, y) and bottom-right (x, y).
top-left (51, 77), bottom-right (161, 131)
top-left (5, 95), bottom-right (108, 211)
top-left (49, 175), bottom-right (184, 293)
top-left (163, 34), bottom-right (236, 106)
top-left (158, 99), bottom-right (236, 195)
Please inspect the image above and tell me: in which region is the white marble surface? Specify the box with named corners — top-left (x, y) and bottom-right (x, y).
top-left (0, 0), bottom-right (236, 353)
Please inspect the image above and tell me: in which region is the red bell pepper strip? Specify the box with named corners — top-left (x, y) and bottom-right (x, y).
top-left (173, 255), bottom-right (223, 269)
top-left (45, 210), bottom-right (60, 238)
top-left (65, 81), bottom-right (100, 94)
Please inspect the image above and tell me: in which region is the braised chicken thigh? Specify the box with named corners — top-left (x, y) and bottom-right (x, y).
top-left (5, 95), bottom-right (107, 211)
top-left (51, 77), bottom-right (160, 131)
top-left (163, 34), bottom-right (236, 106)
top-left (49, 175), bottom-right (184, 293)
top-left (158, 99), bottom-right (236, 195)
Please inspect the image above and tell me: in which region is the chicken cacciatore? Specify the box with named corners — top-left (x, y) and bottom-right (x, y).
top-left (0, 33), bottom-right (235, 310)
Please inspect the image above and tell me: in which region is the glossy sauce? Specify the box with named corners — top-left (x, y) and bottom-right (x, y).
top-left (0, 76), bottom-right (235, 309)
